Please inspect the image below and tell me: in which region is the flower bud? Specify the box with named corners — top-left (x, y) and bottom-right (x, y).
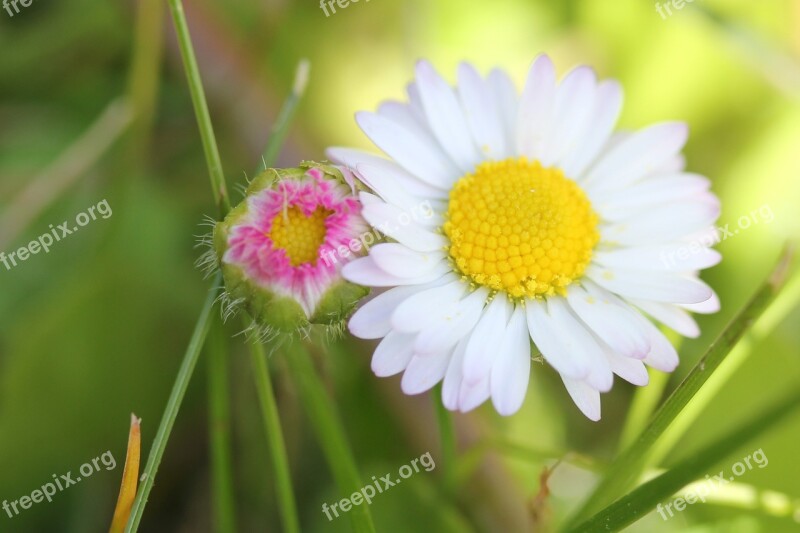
top-left (214, 162), bottom-right (370, 334)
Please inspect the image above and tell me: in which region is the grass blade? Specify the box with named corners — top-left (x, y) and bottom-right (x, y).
top-left (259, 59), bottom-right (310, 171)
top-left (207, 319), bottom-right (238, 533)
top-left (249, 340), bottom-right (301, 533)
top-left (284, 341), bottom-right (376, 533)
top-left (166, 0), bottom-right (230, 216)
top-left (565, 246), bottom-right (795, 526)
top-left (567, 388), bottom-right (800, 532)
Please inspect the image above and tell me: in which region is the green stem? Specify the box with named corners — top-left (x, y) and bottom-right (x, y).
top-left (259, 60), bottom-right (310, 171)
top-left (647, 266), bottom-right (800, 468)
top-left (433, 385), bottom-right (457, 495)
top-left (565, 247), bottom-right (795, 527)
top-left (248, 340), bottom-right (301, 533)
top-left (283, 342), bottom-right (376, 533)
top-left (568, 388), bottom-right (800, 532)
top-left (237, 58), bottom-right (311, 532)
top-left (166, 0), bottom-right (230, 217)
top-left (125, 275), bottom-right (220, 532)
top-left (208, 318), bottom-right (237, 533)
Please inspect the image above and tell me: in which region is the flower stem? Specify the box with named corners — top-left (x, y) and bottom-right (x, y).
top-left (248, 340), bottom-right (301, 533)
top-left (283, 342), bottom-right (376, 533)
top-left (166, 0), bottom-right (230, 217)
top-left (207, 318), bottom-right (238, 533)
top-left (433, 385), bottom-right (458, 495)
top-left (125, 276), bottom-right (220, 532)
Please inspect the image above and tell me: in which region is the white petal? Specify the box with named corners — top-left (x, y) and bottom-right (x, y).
top-left (562, 80), bottom-right (623, 179)
top-left (372, 331), bottom-right (416, 377)
top-left (415, 287), bottom-right (489, 355)
top-left (490, 307), bottom-right (531, 416)
top-left (548, 298), bottom-right (614, 392)
top-left (342, 256), bottom-right (449, 287)
top-left (377, 100), bottom-right (436, 143)
top-left (327, 147), bottom-right (448, 199)
top-left (356, 111), bottom-right (460, 189)
top-left (415, 60), bottom-right (481, 172)
top-left (600, 196), bottom-right (721, 245)
top-left (516, 54), bottom-right (557, 160)
top-left (545, 66), bottom-right (596, 168)
top-left (680, 290), bottom-right (720, 314)
top-left (401, 351), bottom-right (451, 395)
top-left (658, 153), bottom-right (686, 174)
top-left (487, 68), bottom-right (518, 157)
top-left (606, 351), bottom-right (649, 386)
top-left (526, 298), bottom-right (591, 380)
top-left (463, 296), bottom-right (513, 384)
top-left (349, 284), bottom-right (433, 339)
top-left (584, 281), bottom-right (680, 372)
top-left (631, 299), bottom-right (701, 338)
top-left (457, 62), bottom-right (507, 160)
top-left (442, 338), bottom-right (468, 410)
top-left (638, 317), bottom-right (680, 372)
top-left (353, 172), bottom-right (444, 227)
top-left (592, 244), bottom-right (721, 273)
top-left (370, 243), bottom-right (446, 279)
top-left (458, 372), bottom-right (491, 412)
top-left (584, 122), bottom-right (688, 191)
top-left (391, 279), bottom-right (465, 332)
top-left (586, 265), bottom-right (713, 304)
top-left (561, 377), bottom-right (601, 421)
top-left (566, 285), bottom-right (651, 358)
top-left (361, 199), bottom-right (448, 252)
top-left (591, 173), bottom-right (711, 220)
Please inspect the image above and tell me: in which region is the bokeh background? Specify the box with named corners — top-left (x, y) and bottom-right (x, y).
top-left (1, 0), bottom-right (799, 531)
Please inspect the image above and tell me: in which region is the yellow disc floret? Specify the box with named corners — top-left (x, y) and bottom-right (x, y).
top-left (443, 157), bottom-right (599, 299)
top-left (269, 206), bottom-right (331, 266)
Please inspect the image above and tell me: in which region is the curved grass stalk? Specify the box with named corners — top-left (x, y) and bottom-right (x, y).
top-left (567, 388), bottom-right (800, 532)
top-left (564, 246), bottom-right (795, 528)
top-left (0, 99), bottom-right (132, 250)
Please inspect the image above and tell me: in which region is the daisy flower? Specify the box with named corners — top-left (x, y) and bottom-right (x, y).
top-left (214, 162), bottom-right (370, 335)
top-left (328, 55), bottom-right (721, 420)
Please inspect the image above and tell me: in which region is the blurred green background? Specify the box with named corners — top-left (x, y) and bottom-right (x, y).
top-left (1, 0), bottom-right (799, 531)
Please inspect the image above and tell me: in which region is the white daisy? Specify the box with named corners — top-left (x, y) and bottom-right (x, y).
top-left (327, 55), bottom-right (721, 420)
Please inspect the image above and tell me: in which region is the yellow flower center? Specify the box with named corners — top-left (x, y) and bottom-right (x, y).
top-left (269, 206), bottom-right (331, 266)
top-left (443, 157), bottom-right (599, 299)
